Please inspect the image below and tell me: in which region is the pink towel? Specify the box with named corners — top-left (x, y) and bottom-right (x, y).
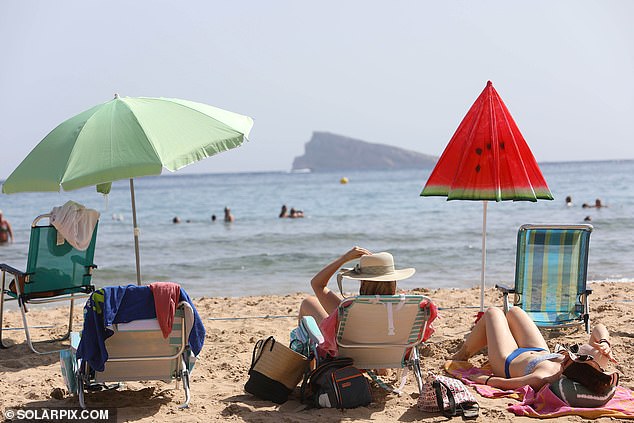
top-left (149, 282), bottom-right (181, 338)
top-left (445, 360), bottom-right (634, 419)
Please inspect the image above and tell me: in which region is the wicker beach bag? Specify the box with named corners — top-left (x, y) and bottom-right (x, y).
top-left (245, 336), bottom-right (309, 404)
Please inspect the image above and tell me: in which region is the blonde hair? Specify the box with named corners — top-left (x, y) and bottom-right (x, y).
top-left (359, 280), bottom-right (396, 296)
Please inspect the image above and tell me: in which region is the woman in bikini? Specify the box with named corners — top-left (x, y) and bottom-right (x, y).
top-left (452, 306), bottom-right (614, 390)
top-left (0, 210), bottom-right (14, 243)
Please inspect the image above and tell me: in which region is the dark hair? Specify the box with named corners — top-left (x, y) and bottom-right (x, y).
top-left (359, 280), bottom-right (396, 295)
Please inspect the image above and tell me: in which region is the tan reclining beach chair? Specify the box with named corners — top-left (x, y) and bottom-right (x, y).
top-left (72, 301), bottom-right (195, 409)
top-left (335, 294), bottom-right (435, 394)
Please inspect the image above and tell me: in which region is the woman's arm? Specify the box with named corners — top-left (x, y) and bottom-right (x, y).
top-left (470, 369), bottom-right (560, 391)
top-left (589, 323), bottom-right (616, 362)
top-left (311, 246), bottom-right (371, 315)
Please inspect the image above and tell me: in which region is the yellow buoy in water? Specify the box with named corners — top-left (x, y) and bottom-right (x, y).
top-left (340, 177), bottom-right (348, 184)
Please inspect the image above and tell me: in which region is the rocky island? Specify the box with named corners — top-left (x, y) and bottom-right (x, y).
top-left (292, 131), bottom-right (437, 171)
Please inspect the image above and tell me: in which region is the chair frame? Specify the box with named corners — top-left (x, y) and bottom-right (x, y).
top-left (0, 214), bottom-right (97, 353)
top-left (74, 301), bottom-right (192, 409)
top-left (335, 294), bottom-right (433, 395)
top-left (496, 224), bottom-right (593, 333)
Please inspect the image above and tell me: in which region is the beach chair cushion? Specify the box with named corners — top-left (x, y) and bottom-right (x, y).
top-left (335, 295), bottom-right (435, 369)
top-left (96, 310), bottom-right (187, 382)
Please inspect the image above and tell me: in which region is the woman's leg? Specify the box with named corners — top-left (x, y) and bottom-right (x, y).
top-left (506, 306), bottom-right (549, 350)
top-left (453, 307), bottom-right (518, 376)
top-left (483, 307), bottom-right (520, 376)
top-left (298, 296), bottom-right (329, 324)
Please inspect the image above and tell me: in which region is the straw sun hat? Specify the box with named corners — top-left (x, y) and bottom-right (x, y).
top-left (339, 252), bottom-right (415, 282)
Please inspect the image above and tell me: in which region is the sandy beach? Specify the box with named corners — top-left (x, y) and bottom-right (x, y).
top-left (0, 282), bottom-right (632, 422)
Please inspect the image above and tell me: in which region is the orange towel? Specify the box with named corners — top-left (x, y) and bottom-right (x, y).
top-left (149, 282), bottom-right (181, 338)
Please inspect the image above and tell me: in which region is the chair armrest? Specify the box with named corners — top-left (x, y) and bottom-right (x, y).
top-left (300, 316), bottom-right (324, 345)
top-left (0, 264), bottom-right (26, 278)
top-left (495, 284), bottom-right (515, 294)
top-left (584, 288), bottom-right (593, 295)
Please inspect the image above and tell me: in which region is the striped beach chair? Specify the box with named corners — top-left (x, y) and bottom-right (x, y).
top-left (496, 224), bottom-right (593, 333)
top-left (0, 213), bottom-right (98, 353)
top-left (73, 301), bottom-right (195, 409)
top-left (335, 295), bottom-right (434, 394)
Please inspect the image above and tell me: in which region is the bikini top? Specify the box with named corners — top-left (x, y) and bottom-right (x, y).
top-left (524, 353), bottom-right (565, 375)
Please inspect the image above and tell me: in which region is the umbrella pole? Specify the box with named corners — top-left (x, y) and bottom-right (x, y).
top-left (480, 200), bottom-right (488, 312)
top-left (130, 178), bottom-right (142, 286)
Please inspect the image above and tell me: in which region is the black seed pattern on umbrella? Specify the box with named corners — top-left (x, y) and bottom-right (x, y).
top-left (475, 148), bottom-right (483, 155)
top-left (475, 164), bottom-right (481, 173)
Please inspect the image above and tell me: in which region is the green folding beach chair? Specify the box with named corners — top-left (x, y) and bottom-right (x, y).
top-left (335, 295), bottom-right (434, 395)
top-left (0, 213), bottom-right (98, 353)
top-left (496, 224), bottom-right (593, 333)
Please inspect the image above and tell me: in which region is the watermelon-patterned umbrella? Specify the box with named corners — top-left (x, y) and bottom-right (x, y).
top-left (421, 81), bottom-right (553, 312)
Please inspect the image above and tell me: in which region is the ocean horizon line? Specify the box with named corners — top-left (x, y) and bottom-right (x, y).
top-left (2, 158), bottom-right (633, 185)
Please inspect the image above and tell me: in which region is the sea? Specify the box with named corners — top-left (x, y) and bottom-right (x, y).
top-left (1, 160), bottom-right (633, 299)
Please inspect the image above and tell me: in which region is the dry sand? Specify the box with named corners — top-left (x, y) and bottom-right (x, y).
top-left (1, 282), bottom-right (632, 422)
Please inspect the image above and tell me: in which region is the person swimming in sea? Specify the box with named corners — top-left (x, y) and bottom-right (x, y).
top-left (224, 207), bottom-right (235, 222)
top-left (289, 208), bottom-right (304, 218)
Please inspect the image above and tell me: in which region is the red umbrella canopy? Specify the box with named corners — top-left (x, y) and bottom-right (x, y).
top-left (421, 81), bottom-right (553, 202)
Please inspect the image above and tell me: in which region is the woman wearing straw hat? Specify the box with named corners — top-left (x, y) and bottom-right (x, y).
top-left (298, 246), bottom-right (416, 358)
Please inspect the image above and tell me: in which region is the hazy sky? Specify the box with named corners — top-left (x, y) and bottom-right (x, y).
top-left (1, 1), bottom-right (633, 178)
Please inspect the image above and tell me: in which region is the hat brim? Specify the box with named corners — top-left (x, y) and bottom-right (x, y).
top-left (341, 268), bottom-right (415, 282)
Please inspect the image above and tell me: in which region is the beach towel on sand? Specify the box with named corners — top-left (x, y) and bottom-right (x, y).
top-left (445, 360), bottom-right (634, 419)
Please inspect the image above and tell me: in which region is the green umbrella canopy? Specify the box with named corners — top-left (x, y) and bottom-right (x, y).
top-left (2, 95), bottom-right (254, 193)
top-left (2, 95), bottom-right (253, 286)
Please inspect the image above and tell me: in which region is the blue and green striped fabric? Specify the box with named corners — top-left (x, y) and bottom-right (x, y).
top-left (514, 226), bottom-right (591, 327)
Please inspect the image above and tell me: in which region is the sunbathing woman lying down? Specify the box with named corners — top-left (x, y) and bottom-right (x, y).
top-left (452, 306), bottom-right (616, 391)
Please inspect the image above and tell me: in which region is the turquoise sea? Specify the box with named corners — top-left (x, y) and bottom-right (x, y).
top-left (1, 160), bottom-right (633, 298)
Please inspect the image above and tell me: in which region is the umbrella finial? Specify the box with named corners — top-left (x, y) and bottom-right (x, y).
top-left (486, 80), bottom-right (493, 87)
top-left (114, 93), bottom-right (120, 99)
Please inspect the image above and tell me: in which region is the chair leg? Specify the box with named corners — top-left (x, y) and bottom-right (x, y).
top-left (20, 298), bottom-right (73, 355)
top-left (411, 346), bottom-right (424, 396)
top-left (59, 296), bottom-right (75, 342)
top-left (0, 272), bottom-right (9, 348)
top-left (179, 356), bottom-right (191, 409)
top-left (77, 359), bottom-right (87, 409)
top-left (583, 293), bottom-right (591, 334)
top-left (502, 292), bottom-right (510, 313)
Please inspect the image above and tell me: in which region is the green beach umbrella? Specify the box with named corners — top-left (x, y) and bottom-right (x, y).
top-left (2, 94), bottom-right (254, 285)
top-left (421, 81), bottom-right (552, 313)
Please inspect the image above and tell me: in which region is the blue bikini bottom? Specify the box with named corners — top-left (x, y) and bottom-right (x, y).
top-left (504, 347), bottom-right (546, 378)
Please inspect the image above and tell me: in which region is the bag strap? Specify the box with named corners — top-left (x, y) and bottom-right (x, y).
top-left (249, 336), bottom-right (275, 371)
top-left (433, 380), bottom-right (457, 417)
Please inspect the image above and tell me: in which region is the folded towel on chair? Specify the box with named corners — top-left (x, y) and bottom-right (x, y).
top-left (149, 282), bottom-right (181, 338)
top-left (50, 201), bottom-right (99, 251)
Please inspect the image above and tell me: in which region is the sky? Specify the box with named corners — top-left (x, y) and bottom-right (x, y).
top-left (1, 1), bottom-right (633, 178)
